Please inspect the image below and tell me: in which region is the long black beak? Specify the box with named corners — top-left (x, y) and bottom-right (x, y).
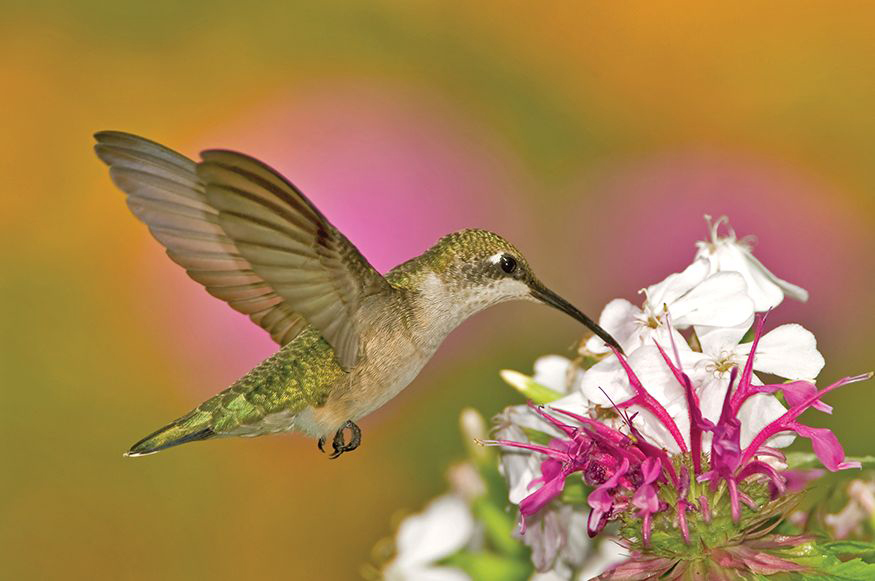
top-left (530, 284), bottom-right (624, 354)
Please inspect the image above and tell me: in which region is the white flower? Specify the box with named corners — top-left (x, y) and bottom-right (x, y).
top-left (448, 462), bottom-right (487, 502)
top-left (495, 403), bottom-right (564, 505)
top-left (496, 357), bottom-right (599, 574)
top-left (522, 506), bottom-right (588, 575)
top-left (695, 215), bottom-right (809, 311)
top-left (825, 479), bottom-right (875, 539)
top-left (530, 571), bottom-right (567, 581)
top-left (498, 356), bottom-right (614, 505)
top-left (579, 315), bottom-right (823, 452)
top-left (532, 355), bottom-right (584, 393)
top-left (579, 345), bottom-right (693, 452)
top-left (584, 259), bottom-right (754, 354)
top-left (383, 495), bottom-right (474, 581)
top-left (690, 319), bottom-right (825, 447)
top-left (576, 539), bottom-right (628, 581)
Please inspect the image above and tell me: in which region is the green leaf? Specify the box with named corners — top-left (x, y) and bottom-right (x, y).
top-left (521, 427), bottom-right (555, 446)
top-left (472, 498), bottom-right (528, 558)
top-left (785, 540), bottom-right (875, 580)
top-left (499, 370), bottom-right (563, 404)
top-left (804, 557), bottom-right (875, 580)
top-left (824, 540), bottom-right (875, 560)
top-left (442, 550), bottom-right (532, 581)
top-left (559, 478), bottom-right (590, 505)
top-left (577, 353), bottom-right (602, 371)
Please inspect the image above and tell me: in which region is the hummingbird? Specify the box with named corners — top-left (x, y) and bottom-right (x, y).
top-left (94, 130), bottom-right (621, 459)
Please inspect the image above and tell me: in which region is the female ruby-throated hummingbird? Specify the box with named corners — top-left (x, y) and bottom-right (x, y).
top-left (94, 131), bottom-right (621, 459)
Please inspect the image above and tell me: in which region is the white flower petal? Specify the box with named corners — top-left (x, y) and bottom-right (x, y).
top-left (582, 347), bottom-right (691, 451)
top-left (632, 405), bottom-right (688, 453)
top-left (825, 502), bottom-right (869, 540)
top-left (531, 572), bottom-right (567, 581)
top-left (496, 404), bottom-right (564, 437)
top-left (645, 259), bottom-right (710, 309)
top-left (393, 495), bottom-right (474, 568)
top-left (576, 539), bottom-right (628, 581)
top-left (695, 315), bottom-right (754, 356)
top-left (584, 298), bottom-right (642, 354)
top-left (526, 508), bottom-right (566, 572)
top-left (497, 393), bottom-right (595, 505)
top-left (494, 418), bottom-right (546, 505)
top-left (560, 509), bottom-right (592, 568)
top-left (737, 323), bottom-right (825, 380)
top-left (739, 245), bottom-right (809, 307)
top-left (533, 355), bottom-right (579, 393)
top-left (579, 357), bottom-right (635, 406)
top-left (623, 346), bottom-right (690, 410)
top-left (738, 394), bottom-right (794, 449)
top-left (518, 504), bottom-right (590, 575)
top-left (693, 372), bottom-right (731, 426)
top-left (696, 240), bottom-right (787, 311)
top-left (503, 450), bottom-right (543, 505)
top-left (669, 271), bottom-right (754, 328)
top-left (549, 391), bottom-right (590, 416)
top-left (695, 218), bottom-right (809, 310)
top-left (495, 403), bottom-right (583, 505)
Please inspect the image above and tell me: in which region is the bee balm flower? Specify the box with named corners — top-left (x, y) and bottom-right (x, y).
top-left (487, 314), bottom-right (870, 579)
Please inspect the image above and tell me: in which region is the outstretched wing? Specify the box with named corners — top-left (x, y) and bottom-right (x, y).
top-left (197, 149), bottom-right (390, 369)
top-left (93, 131), bottom-right (307, 345)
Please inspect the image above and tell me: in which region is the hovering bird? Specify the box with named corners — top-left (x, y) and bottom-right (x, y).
top-left (94, 131), bottom-right (621, 459)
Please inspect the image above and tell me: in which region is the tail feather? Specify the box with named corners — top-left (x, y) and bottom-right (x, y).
top-left (126, 415), bottom-right (216, 457)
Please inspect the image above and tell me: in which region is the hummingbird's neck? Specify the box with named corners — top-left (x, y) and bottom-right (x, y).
top-left (386, 262), bottom-right (507, 353)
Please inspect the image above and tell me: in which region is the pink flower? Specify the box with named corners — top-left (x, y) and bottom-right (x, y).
top-left (486, 404), bottom-right (673, 544)
top-left (487, 313), bottom-right (870, 545)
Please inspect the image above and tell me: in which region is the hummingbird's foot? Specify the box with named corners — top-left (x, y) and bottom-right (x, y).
top-left (317, 436), bottom-right (327, 453)
top-left (328, 420), bottom-right (361, 459)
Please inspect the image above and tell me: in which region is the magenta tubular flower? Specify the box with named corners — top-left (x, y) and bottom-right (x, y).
top-left (487, 403), bottom-right (679, 542)
top-left (630, 458), bottom-right (661, 546)
top-left (488, 313), bottom-right (871, 576)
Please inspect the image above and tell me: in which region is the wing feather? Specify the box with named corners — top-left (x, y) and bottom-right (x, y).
top-left (94, 131), bottom-right (308, 346)
top-left (95, 130), bottom-right (391, 369)
top-left (198, 150), bottom-right (389, 368)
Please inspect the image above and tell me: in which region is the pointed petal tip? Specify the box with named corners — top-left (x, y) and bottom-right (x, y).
top-left (838, 461), bottom-right (863, 471)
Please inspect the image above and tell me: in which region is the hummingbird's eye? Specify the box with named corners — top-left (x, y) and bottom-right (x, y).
top-left (499, 254), bottom-right (517, 274)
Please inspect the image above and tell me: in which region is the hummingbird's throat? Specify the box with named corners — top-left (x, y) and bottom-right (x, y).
top-left (415, 272), bottom-right (522, 339)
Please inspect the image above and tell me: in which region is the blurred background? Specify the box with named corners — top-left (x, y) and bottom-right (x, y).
top-left (2, 2), bottom-right (874, 578)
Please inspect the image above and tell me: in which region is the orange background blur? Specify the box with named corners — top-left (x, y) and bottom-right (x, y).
top-left (2, 3), bottom-right (874, 579)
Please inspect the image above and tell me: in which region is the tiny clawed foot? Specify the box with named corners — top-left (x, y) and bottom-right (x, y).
top-left (328, 420), bottom-right (362, 459)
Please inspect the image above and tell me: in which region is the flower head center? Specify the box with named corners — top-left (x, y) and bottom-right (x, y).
top-left (707, 351), bottom-right (740, 375)
top-left (639, 299), bottom-right (664, 329)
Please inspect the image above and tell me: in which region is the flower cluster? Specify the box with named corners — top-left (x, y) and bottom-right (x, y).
top-left (487, 216), bottom-right (872, 578)
top-left (370, 408), bottom-right (623, 581)
top-left (370, 216), bottom-right (873, 580)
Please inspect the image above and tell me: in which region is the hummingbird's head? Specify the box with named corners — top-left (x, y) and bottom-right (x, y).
top-left (420, 229), bottom-right (623, 352)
